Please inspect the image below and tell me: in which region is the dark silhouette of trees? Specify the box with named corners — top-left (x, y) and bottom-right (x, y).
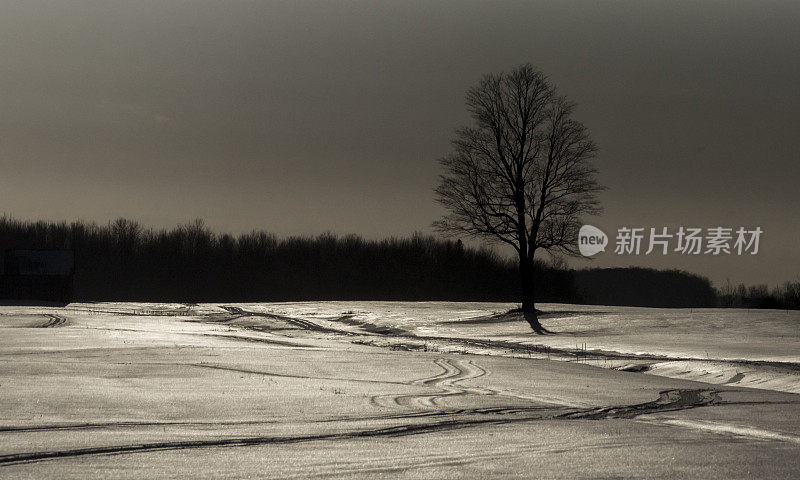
top-left (434, 64), bottom-right (603, 332)
top-left (5, 216), bottom-right (771, 310)
top-left (573, 268), bottom-right (718, 308)
top-left (717, 279), bottom-right (800, 310)
top-left (0, 216), bottom-right (523, 302)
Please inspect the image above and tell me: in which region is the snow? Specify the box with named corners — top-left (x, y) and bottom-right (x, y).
top-left (1, 301), bottom-right (799, 477)
top-left (207, 301), bottom-right (800, 393)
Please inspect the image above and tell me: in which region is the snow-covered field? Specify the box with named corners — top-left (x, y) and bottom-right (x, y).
top-left (0, 301), bottom-right (798, 478)
top-left (201, 301), bottom-right (800, 393)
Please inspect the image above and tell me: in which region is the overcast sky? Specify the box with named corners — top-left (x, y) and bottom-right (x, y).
top-left (1, 1), bottom-right (798, 286)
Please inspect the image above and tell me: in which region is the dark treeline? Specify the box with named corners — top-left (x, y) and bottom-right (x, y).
top-left (0, 217), bottom-right (524, 302)
top-left (573, 268), bottom-right (718, 308)
top-left (1, 216), bottom-right (793, 309)
top-left (717, 280), bottom-right (800, 310)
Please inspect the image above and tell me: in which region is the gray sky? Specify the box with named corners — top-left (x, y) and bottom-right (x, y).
top-left (1, 1), bottom-right (798, 286)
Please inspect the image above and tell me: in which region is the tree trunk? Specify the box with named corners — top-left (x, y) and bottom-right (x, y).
top-left (519, 255), bottom-right (547, 334)
top-left (520, 255), bottom-right (535, 311)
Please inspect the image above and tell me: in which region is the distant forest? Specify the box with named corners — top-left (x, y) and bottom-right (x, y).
top-left (1, 217), bottom-right (797, 309)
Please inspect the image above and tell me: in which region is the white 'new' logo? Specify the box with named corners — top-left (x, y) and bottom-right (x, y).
top-left (578, 225), bottom-right (607, 257)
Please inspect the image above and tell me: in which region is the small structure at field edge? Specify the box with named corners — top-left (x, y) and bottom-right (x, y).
top-left (0, 249), bottom-right (74, 304)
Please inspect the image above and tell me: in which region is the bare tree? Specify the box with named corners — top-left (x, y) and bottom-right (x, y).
top-left (434, 64), bottom-right (603, 333)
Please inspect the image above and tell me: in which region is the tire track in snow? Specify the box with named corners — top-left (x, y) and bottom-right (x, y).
top-left (0, 388), bottom-right (723, 467)
top-left (218, 306), bottom-right (350, 334)
top-left (648, 418), bottom-right (800, 444)
top-left (42, 314), bottom-right (67, 327)
top-left (372, 358), bottom-right (502, 409)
